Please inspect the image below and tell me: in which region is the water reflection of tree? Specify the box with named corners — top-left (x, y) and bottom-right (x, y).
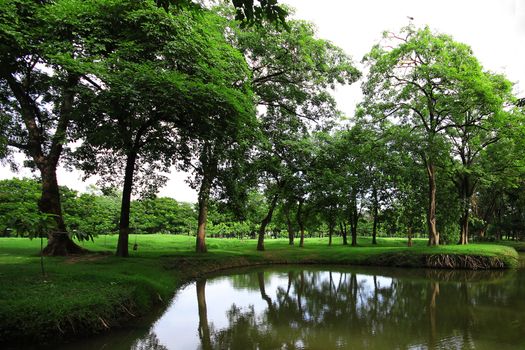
top-left (131, 331), bottom-right (168, 350)
top-left (193, 268), bottom-right (525, 350)
top-left (197, 279), bottom-right (212, 350)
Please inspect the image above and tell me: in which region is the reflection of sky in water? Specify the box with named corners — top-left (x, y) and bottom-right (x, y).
top-left (131, 267), bottom-right (525, 350)
top-left (150, 272), bottom-right (392, 350)
top-left (153, 274), bottom-right (290, 349)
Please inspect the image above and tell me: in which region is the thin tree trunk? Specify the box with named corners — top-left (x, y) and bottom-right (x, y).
top-left (297, 199), bottom-right (305, 247)
top-left (372, 186), bottom-right (379, 245)
top-left (285, 203), bottom-right (294, 245)
top-left (458, 201), bottom-right (470, 245)
top-left (428, 281), bottom-right (440, 349)
top-left (351, 220), bottom-right (357, 246)
top-left (116, 151), bottom-right (137, 257)
top-left (348, 190), bottom-right (359, 246)
top-left (426, 162), bottom-right (439, 246)
top-left (258, 272), bottom-right (273, 311)
top-left (297, 271), bottom-right (304, 312)
top-left (341, 222), bottom-right (348, 245)
top-left (328, 220), bottom-right (334, 246)
top-left (196, 279), bottom-right (211, 350)
top-left (458, 175), bottom-right (471, 245)
top-left (407, 226), bottom-right (413, 247)
top-left (257, 193), bottom-right (279, 251)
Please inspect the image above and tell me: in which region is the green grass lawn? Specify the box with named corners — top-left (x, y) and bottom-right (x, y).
top-left (0, 234), bottom-right (519, 346)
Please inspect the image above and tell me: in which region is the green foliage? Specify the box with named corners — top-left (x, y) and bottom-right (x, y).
top-left (130, 198), bottom-right (196, 235)
top-left (0, 178), bottom-right (197, 237)
top-left (0, 178), bottom-right (40, 236)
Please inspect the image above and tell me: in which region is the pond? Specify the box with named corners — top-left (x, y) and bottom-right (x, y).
top-left (59, 265), bottom-right (525, 350)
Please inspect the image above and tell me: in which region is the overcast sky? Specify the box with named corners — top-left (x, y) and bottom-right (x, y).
top-left (1, 0), bottom-right (524, 203)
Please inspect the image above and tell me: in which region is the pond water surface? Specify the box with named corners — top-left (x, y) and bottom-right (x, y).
top-left (59, 265), bottom-right (525, 350)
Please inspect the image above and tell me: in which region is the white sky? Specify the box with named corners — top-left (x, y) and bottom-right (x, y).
top-left (1, 0), bottom-right (524, 203)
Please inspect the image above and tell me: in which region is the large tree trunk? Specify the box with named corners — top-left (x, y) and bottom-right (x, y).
top-left (426, 162), bottom-right (439, 246)
top-left (297, 199), bottom-right (305, 247)
top-left (372, 186), bottom-right (379, 245)
top-left (40, 164), bottom-right (85, 255)
top-left (196, 174), bottom-right (212, 253)
top-left (196, 279), bottom-right (211, 350)
top-left (195, 144), bottom-right (217, 253)
top-left (4, 70), bottom-right (84, 255)
top-left (116, 152), bottom-right (137, 257)
top-left (257, 193), bottom-right (279, 251)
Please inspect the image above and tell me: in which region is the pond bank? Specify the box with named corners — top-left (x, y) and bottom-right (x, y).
top-left (0, 235), bottom-right (519, 348)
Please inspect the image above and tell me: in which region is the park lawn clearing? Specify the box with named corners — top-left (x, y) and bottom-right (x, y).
top-left (0, 235), bottom-right (519, 346)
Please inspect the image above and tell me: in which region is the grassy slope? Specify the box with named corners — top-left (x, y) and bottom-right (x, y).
top-left (0, 235), bottom-right (519, 345)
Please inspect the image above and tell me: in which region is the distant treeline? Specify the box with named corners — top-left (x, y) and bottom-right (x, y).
top-left (0, 178), bottom-right (384, 240)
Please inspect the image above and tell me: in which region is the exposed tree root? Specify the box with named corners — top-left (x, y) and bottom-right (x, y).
top-left (426, 254), bottom-right (505, 270)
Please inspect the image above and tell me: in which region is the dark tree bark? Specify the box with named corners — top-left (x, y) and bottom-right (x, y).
top-left (286, 271), bottom-right (293, 296)
top-left (257, 193), bottom-right (279, 251)
top-left (285, 203), bottom-right (295, 245)
top-left (116, 151), bottom-right (137, 257)
top-left (328, 218), bottom-right (334, 246)
top-left (349, 192), bottom-right (358, 246)
top-left (457, 174), bottom-right (474, 245)
top-left (407, 226), bottom-right (413, 247)
top-left (340, 221), bottom-right (348, 245)
top-left (257, 272), bottom-right (274, 313)
top-left (297, 199), bottom-right (305, 247)
top-left (459, 203), bottom-right (470, 245)
top-left (196, 279), bottom-right (212, 350)
top-left (372, 186), bottom-right (379, 245)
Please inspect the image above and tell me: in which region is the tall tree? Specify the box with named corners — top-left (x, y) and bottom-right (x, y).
top-left (362, 25), bottom-right (505, 245)
top-left (228, 12), bottom-right (360, 250)
top-left (72, 2), bottom-right (251, 257)
top-left (444, 72), bottom-right (514, 244)
top-left (0, 0), bottom-right (116, 254)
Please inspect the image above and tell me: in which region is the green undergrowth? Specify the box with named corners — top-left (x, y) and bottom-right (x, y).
top-left (0, 235), bottom-right (519, 346)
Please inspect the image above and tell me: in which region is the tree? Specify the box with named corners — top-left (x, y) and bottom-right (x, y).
top-left (362, 25), bottom-right (507, 245)
top-left (156, 0), bottom-right (288, 27)
top-left (309, 132), bottom-right (345, 246)
top-left (0, 178), bottom-right (40, 236)
top-left (228, 13), bottom-right (360, 250)
top-left (444, 72), bottom-right (514, 244)
top-left (72, 2), bottom-right (252, 257)
top-left (0, 0), bottom-right (104, 254)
